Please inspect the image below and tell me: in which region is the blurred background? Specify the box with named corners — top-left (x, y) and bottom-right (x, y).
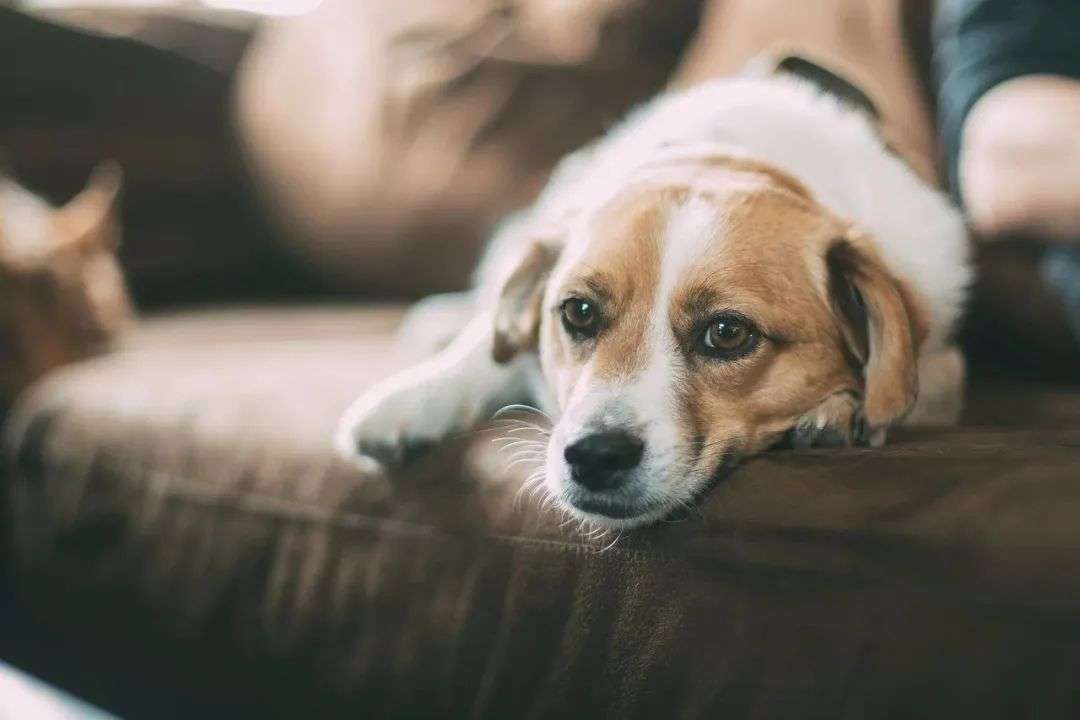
top-left (2, 0), bottom-right (1076, 372)
top-left (1, 1), bottom-right (1079, 718)
top-left (2, 0), bottom-right (318, 309)
top-left (0, 0), bottom-right (704, 309)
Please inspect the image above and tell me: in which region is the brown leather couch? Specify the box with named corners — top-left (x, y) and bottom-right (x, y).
top-left (3, 3), bottom-right (1080, 719)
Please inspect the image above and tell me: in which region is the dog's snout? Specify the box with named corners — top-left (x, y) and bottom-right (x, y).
top-left (564, 431), bottom-right (644, 490)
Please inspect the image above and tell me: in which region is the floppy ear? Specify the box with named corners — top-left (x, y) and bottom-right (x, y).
top-left (826, 237), bottom-right (925, 431)
top-left (492, 240), bottom-right (560, 364)
top-left (53, 161), bottom-right (122, 251)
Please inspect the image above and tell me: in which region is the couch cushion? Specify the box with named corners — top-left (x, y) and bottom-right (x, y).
top-left (236, 0), bottom-right (705, 297)
top-left (5, 306), bottom-right (1080, 718)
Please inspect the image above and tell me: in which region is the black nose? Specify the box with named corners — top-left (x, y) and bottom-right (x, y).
top-left (564, 431), bottom-right (644, 491)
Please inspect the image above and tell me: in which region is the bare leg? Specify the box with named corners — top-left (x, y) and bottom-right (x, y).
top-left (961, 75), bottom-right (1080, 243)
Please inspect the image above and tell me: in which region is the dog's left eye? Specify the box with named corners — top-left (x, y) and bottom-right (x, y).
top-left (699, 314), bottom-right (758, 358)
top-left (561, 297), bottom-right (601, 338)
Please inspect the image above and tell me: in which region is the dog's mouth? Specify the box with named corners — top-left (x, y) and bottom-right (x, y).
top-left (559, 452), bottom-right (738, 525)
top-left (568, 495), bottom-right (665, 520)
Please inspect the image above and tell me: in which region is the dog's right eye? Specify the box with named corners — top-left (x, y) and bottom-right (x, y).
top-left (561, 297), bottom-right (601, 338)
top-left (697, 313), bottom-right (759, 360)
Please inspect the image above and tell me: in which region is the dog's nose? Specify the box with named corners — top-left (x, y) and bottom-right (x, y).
top-left (564, 431), bottom-right (644, 490)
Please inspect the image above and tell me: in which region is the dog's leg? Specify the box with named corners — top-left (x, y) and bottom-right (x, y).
top-left (790, 392), bottom-right (863, 448)
top-left (396, 291), bottom-right (476, 356)
top-left (904, 345), bottom-right (966, 426)
top-left (788, 346), bottom-right (966, 450)
top-left (334, 313), bottom-right (538, 468)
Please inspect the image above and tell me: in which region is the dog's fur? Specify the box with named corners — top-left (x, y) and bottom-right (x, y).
top-left (336, 71), bottom-right (970, 528)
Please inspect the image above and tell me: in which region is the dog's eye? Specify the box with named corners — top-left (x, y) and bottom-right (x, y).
top-left (561, 297), bottom-right (600, 337)
top-left (700, 314), bottom-right (758, 358)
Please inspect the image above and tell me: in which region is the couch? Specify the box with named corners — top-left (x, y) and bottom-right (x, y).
top-left (3, 3), bottom-right (1080, 718)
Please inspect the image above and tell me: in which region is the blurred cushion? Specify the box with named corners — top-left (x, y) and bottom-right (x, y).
top-left (5, 306), bottom-right (1080, 717)
top-left (235, 0), bottom-right (704, 297)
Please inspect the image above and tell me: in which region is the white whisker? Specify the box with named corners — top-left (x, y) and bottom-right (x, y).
top-left (505, 450), bottom-right (545, 461)
top-left (496, 439), bottom-right (547, 453)
top-left (493, 404), bottom-right (552, 421)
top-left (505, 456), bottom-right (544, 472)
top-left (599, 530), bottom-right (623, 553)
top-left (501, 426), bottom-right (551, 437)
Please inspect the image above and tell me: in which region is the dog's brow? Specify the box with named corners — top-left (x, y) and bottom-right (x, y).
top-left (673, 282), bottom-right (793, 342)
top-left (580, 273), bottom-right (615, 301)
top-left (680, 285), bottom-right (725, 317)
top-left (666, 284), bottom-right (723, 340)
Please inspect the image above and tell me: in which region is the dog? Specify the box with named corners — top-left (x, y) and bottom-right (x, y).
top-left (335, 60), bottom-right (970, 529)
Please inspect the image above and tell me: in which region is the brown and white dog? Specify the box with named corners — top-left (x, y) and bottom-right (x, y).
top-left (335, 65), bottom-right (970, 528)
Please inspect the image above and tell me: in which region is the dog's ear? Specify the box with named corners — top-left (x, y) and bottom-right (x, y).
top-left (826, 237), bottom-right (926, 432)
top-left (53, 161), bottom-right (122, 252)
top-left (492, 240), bottom-right (560, 364)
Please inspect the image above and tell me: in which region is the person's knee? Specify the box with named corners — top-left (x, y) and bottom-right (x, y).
top-left (959, 75), bottom-right (1080, 241)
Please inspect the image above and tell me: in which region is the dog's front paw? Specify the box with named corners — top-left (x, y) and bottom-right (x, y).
top-left (334, 376), bottom-right (462, 469)
top-left (790, 392), bottom-right (886, 448)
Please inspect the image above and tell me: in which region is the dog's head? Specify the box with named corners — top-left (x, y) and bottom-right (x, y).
top-left (493, 156), bottom-right (926, 527)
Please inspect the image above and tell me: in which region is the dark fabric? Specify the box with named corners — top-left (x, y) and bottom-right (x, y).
top-left (1043, 246), bottom-right (1080, 342)
top-left (0, 8), bottom-right (318, 308)
top-left (5, 307), bottom-right (1080, 719)
top-left (964, 243), bottom-right (1080, 380)
top-left (934, 0), bottom-right (1080, 199)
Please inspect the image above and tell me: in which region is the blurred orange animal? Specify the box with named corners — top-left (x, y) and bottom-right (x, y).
top-left (0, 163), bottom-right (133, 407)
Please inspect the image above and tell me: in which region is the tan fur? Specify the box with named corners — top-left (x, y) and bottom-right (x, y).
top-left (665, 178), bottom-right (862, 464)
top-left (492, 241), bottom-right (558, 363)
top-left (338, 70), bottom-right (967, 528)
top-left (0, 164), bottom-right (132, 404)
top-left (827, 235), bottom-right (926, 428)
top-left (512, 160), bottom-right (924, 466)
top-left (575, 191), bottom-right (665, 380)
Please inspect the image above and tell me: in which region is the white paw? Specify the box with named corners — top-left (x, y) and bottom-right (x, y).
top-left (790, 392), bottom-right (886, 447)
top-left (397, 292), bottom-right (474, 355)
top-left (334, 371), bottom-right (466, 468)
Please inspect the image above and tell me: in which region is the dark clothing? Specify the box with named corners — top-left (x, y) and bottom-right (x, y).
top-left (936, 0), bottom-right (1080, 351)
top-left (935, 0), bottom-right (1080, 198)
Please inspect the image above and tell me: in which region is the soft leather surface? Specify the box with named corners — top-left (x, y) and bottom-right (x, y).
top-left (5, 306), bottom-right (1080, 718)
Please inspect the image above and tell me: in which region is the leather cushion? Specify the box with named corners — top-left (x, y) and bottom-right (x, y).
top-left (5, 306), bottom-right (1080, 718)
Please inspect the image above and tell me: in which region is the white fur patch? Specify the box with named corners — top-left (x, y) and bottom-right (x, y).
top-left (626, 198), bottom-right (720, 473)
top-left (502, 76), bottom-right (970, 354)
top-left (657, 197), bottom-right (719, 302)
top-left (639, 197), bottom-right (719, 408)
